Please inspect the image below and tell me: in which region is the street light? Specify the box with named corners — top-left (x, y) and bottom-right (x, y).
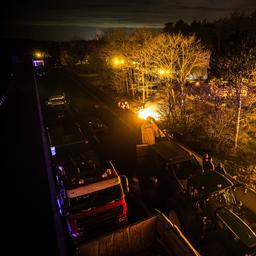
top-left (33, 51), bottom-right (44, 59)
top-left (158, 68), bottom-right (170, 77)
top-left (32, 51), bottom-right (45, 77)
top-left (111, 56), bottom-right (125, 69)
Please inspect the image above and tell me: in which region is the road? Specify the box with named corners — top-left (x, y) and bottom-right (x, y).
top-left (2, 65), bottom-right (59, 256)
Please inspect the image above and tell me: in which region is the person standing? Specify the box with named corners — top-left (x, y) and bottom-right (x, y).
top-left (202, 153), bottom-right (215, 172)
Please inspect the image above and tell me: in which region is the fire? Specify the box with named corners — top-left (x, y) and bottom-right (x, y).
top-left (138, 107), bottom-right (160, 120)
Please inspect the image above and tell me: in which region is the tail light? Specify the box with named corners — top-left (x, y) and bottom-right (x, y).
top-left (122, 200), bottom-right (127, 216)
top-left (117, 199), bottom-right (127, 224)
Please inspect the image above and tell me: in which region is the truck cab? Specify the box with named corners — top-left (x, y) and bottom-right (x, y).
top-left (134, 141), bottom-right (202, 210)
top-left (175, 171), bottom-right (256, 255)
top-left (54, 148), bottom-right (129, 242)
top-left (134, 141), bottom-right (256, 255)
top-left (32, 59), bottom-right (45, 77)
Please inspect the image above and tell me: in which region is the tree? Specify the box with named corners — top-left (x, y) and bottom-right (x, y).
top-left (210, 32), bottom-right (256, 149)
top-left (122, 29), bottom-right (156, 101)
top-left (174, 34), bottom-right (210, 109)
top-left (97, 30), bottom-right (130, 94)
top-left (100, 31), bottom-right (210, 131)
top-left (101, 29), bottom-right (156, 100)
top-left (146, 33), bottom-right (179, 128)
top-left (143, 33), bottom-right (210, 132)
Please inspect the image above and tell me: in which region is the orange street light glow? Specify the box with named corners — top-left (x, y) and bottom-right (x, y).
top-left (111, 56), bottom-right (125, 68)
top-left (113, 59), bottom-right (119, 65)
top-left (159, 69), bottom-right (165, 75)
top-left (34, 51), bottom-right (42, 58)
top-left (158, 68), bottom-right (171, 77)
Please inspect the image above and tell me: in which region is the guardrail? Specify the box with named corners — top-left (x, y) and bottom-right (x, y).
top-left (33, 66), bottom-right (69, 256)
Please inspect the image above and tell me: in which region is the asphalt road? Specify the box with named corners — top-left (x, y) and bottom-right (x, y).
top-left (2, 66), bottom-right (59, 256)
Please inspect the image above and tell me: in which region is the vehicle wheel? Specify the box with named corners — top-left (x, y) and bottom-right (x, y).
top-left (167, 210), bottom-right (181, 229)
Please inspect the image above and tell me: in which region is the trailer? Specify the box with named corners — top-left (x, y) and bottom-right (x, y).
top-left (46, 110), bottom-right (89, 157)
top-left (78, 212), bottom-right (200, 256)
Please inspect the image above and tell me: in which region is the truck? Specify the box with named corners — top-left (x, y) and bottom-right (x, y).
top-left (133, 140), bottom-right (256, 255)
top-left (224, 173), bottom-right (256, 233)
top-left (44, 93), bottom-right (71, 126)
top-left (46, 93), bottom-right (67, 107)
top-left (32, 59), bottom-right (45, 77)
top-left (54, 146), bottom-right (129, 243)
top-left (45, 107), bottom-right (89, 156)
top-left (78, 211), bottom-right (200, 256)
top-left (44, 94), bottom-right (129, 243)
top-left (134, 140), bottom-right (202, 210)
top-left (169, 171), bottom-right (256, 256)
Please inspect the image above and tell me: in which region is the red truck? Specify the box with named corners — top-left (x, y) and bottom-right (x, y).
top-left (54, 148), bottom-right (129, 243)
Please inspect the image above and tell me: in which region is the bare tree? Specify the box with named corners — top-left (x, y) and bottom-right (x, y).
top-left (147, 34), bottom-right (179, 128)
top-left (148, 33), bottom-right (210, 131)
top-left (174, 34), bottom-right (210, 110)
top-left (122, 29), bottom-right (156, 102)
top-left (210, 33), bottom-right (256, 149)
top-left (101, 29), bottom-right (156, 100)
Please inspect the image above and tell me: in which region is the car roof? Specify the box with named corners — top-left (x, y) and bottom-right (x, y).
top-left (188, 171), bottom-right (233, 195)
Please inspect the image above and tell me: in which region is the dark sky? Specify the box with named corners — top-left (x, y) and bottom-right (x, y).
top-left (4, 0), bottom-right (256, 41)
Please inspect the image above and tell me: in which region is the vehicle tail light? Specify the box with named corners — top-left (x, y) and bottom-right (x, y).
top-left (117, 199), bottom-right (127, 224)
top-left (122, 200), bottom-right (127, 216)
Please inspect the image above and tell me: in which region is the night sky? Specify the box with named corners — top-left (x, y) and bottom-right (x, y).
top-left (4, 0), bottom-right (256, 41)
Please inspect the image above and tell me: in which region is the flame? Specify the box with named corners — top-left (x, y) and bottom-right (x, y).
top-left (138, 107), bottom-right (160, 120)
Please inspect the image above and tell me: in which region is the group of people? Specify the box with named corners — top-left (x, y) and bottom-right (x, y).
top-left (117, 100), bottom-right (129, 110)
top-left (202, 153), bottom-right (226, 175)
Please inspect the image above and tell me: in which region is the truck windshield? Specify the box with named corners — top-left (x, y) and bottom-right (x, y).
top-left (69, 184), bottom-right (123, 213)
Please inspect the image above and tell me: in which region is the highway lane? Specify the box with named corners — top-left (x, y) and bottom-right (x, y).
top-left (2, 68), bottom-right (59, 256)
